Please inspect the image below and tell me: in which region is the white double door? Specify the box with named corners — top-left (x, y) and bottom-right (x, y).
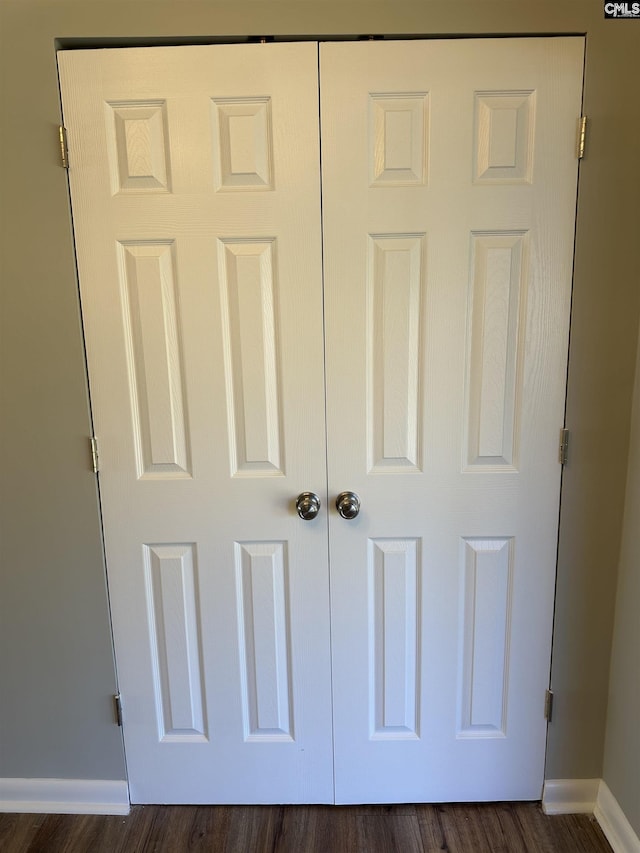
top-left (59, 38), bottom-right (583, 804)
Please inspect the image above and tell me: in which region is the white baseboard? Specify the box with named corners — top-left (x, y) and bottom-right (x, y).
top-left (595, 780), bottom-right (640, 853)
top-left (0, 778), bottom-right (130, 815)
top-left (543, 778), bottom-right (640, 853)
top-left (542, 778), bottom-right (601, 815)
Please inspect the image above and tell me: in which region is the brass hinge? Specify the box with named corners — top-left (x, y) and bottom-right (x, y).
top-left (90, 436), bottom-right (99, 474)
top-left (559, 428), bottom-right (570, 465)
top-left (59, 125), bottom-right (69, 169)
top-left (544, 689), bottom-right (554, 722)
top-left (577, 116), bottom-right (587, 160)
top-left (114, 693), bottom-right (123, 727)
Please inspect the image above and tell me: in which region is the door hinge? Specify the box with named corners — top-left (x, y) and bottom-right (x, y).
top-left (559, 428), bottom-right (570, 465)
top-left (544, 689), bottom-right (554, 722)
top-left (90, 436), bottom-right (99, 474)
top-left (114, 693), bottom-right (123, 727)
top-left (59, 125), bottom-right (69, 169)
top-left (577, 116), bottom-right (587, 159)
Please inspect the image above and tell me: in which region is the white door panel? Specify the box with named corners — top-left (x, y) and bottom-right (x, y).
top-left (58, 37), bottom-right (584, 804)
top-left (59, 43), bottom-right (333, 804)
top-left (321, 38), bottom-right (583, 802)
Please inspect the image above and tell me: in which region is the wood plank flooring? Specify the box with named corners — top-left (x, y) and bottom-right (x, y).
top-left (0, 803), bottom-right (613, 852)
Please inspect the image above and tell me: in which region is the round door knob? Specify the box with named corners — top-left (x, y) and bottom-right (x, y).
top-left (296, 491), bottom-right (321, 520)
top-left (336, 491), bottom-right (360, 520)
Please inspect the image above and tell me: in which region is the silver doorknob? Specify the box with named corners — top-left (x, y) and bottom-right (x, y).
top-left (336, 491), bottom-right (360, 519)
top-left (296, 491), bottom-right (321, 520)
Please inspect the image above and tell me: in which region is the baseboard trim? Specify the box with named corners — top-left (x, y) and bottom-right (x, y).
top-left (0, 778), bottom-right (130, 815)
top-left (542, 778), bottom-right (600, 815)
top-left (595, 781), bottom-right (640, 853)
top-left (543, 778), bottom-right (640, 852)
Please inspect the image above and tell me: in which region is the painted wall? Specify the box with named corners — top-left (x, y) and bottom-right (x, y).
top-left (1, 0), bottom-right (638, 811)
top-left (602, 335), bottom-right (640, 837)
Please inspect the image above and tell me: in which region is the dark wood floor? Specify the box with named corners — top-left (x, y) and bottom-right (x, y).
top-left (0, 803), bottom-right (613, 853)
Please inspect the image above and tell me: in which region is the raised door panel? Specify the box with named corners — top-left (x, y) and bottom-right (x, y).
top-left (369, 538), bottom-right (421, 739)
top-left (144, 543), bottom-right (206, 741)
top-left (118, 240), bottom-right (191, 478)
top-left (367, 234), bottom-right (425, 473)
top-left (464, 232), bottom-right (528, 470)
top-left (218, 238), bottom-right (284, 476)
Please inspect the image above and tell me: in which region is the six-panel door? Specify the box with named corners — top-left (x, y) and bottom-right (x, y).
top-left (321, 39), bottom-right (583, 802)
top-left (59, 43), bottom-right (334, 804)
top-left (58, 37), bottom-right (584, 804)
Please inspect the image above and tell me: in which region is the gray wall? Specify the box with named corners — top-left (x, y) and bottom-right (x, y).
top-left (1, 0), bottom-right (638, 819)
top-left (602, 336), bottom-right (640, 834)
